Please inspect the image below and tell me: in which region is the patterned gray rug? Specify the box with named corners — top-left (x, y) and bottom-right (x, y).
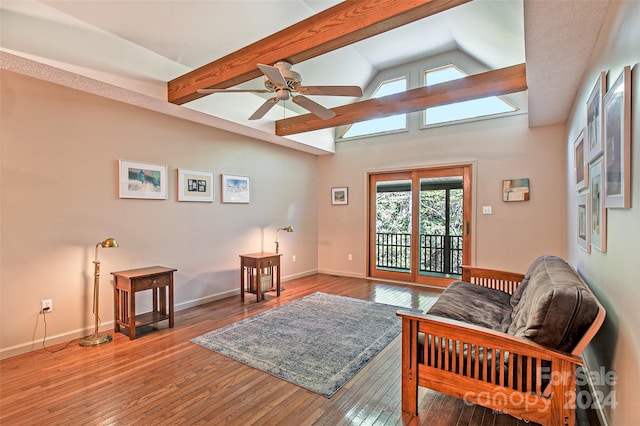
top-left (191, 292), bottom-right (418, 397)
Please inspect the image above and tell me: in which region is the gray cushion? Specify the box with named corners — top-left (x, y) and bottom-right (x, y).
top-left (507, 255), bottom-right (600, 352)
top-left (427, 281), bottom-right (512, 332)
top-left (510, 255), bottom-right (547, 308)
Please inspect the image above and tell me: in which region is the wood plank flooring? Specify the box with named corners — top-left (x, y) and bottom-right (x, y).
top-left (0, 274), bottom-right (587, 425)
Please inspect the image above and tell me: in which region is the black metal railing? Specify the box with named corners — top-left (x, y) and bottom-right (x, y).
top-left (375, 232), bottom-right (462, 275)
top-left (375, 233), bottom-right (412, 271)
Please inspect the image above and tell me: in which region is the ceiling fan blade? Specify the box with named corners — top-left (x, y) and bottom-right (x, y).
top-left (197, 88), bottom-right (271, 94)
top-left (258, 64), bottom-right (288, 89)
top-left (248, 97), bottom-right (280, 120)
top-left (292, 95), bottom-right (336, 120)
top-left (297, 85), bottom-right (363, 97)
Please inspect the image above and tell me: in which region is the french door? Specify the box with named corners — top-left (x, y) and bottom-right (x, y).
top-left (368, 165), bottom-right (472, 287)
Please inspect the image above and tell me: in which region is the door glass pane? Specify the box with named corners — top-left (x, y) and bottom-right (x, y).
top-left (375, 179), bottom-right (412, 273)
top-left (418, 177), bottom-right (463, 277)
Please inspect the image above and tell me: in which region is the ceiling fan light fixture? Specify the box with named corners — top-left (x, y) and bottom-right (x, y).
top-left (276, 90), bottom-right (291, 101)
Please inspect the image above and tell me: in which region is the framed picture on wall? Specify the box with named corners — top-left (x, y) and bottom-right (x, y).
top-left (118, 160), bottom-right (168, 200)
top-left (331, 187), bottom-right (348, 205)
top-left (586, 71), bottom-right (607, 162)
top-left (574, 128), bottom-right (588, 191)
top-left (178, 168), bottom-right (214, 202)
top-left (589, 158), bottom-right (607, 252)
top-left (221, 174), bottom-right (250, 203)
top-left (603, 65), bottom-right (632, 208)
top-left (577, 192), bottom-right (590, 253)
top-left (502, 178), bottom-right (530, 201)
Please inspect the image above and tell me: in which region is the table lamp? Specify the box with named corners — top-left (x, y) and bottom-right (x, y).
top-left (80, 237), bottom-right (118, 347)
top-left (275, 226), bottom-right (294, 253)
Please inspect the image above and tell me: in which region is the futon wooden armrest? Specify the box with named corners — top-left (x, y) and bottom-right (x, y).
top-left (461, 265), bottom-right (525, 294)
top-left (396, 310), bottom-right (581, 365)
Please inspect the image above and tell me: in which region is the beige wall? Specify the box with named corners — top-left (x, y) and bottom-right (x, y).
top-left (565, 2), bottom-right (640, 425)
top-left (317, 114), bottom-right (567, 277)
top-left (1, 71), bottom-right (318, 358)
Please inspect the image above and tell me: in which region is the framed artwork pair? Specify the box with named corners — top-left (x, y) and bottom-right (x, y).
top-left (178, 170), bottom-right (250, 203)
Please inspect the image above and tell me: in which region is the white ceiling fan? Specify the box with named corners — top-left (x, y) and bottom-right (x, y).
top-left (197, 61), bottom-right (363, 120)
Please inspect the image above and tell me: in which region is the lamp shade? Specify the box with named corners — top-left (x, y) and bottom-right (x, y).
top-left (100, 238), bottom-right (119, 248)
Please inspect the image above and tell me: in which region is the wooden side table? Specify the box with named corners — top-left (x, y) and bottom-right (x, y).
top-left (112, 266), bottom-right (177, 340)
top-left (239, 252), bottom-right (282, 302)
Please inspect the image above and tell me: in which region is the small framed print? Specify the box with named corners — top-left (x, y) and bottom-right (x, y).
top-left (589, 159), bottom-right (607, 253)
top-left (118, 160), bottom-right (168, 200)
top-left (502, 178), bottom-right (530, 202)
top-left (574, 128), bottom-right (588, 191)
top-left (331, 187), bottom-right (348, 205)
top-left (221, 174), bottom-right (250, 203)
top-left (603, 65), bottom-right (632, 208)
top-left (178, 169), bottom-right (214, 202)
top-left (577, 192), bottom-right (590, 253)
top-left (586, 71), bottom-right (607, 162)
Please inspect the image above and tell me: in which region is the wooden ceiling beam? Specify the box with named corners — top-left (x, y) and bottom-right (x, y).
top-left (167, 0), bottom-right (471, 105)
top-left (275, 63), bottom-right (527, 136)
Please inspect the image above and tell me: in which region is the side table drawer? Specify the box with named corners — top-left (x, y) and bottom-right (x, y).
top-left (133, 273), bottom-right (171, 291)
top-left (258, 257), bottom-right (279, 268)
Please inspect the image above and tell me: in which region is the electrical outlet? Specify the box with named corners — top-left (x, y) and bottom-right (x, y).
top-left (292, 255), bottom-right (297, 262)
top-left (41, 299), bottom-right (53, 312)
top-left (348, 254), bottom-right (353, 261)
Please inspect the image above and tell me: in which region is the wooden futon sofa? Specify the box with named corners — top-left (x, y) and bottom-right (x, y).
top-left (396, 255), bottom-right (605, 426)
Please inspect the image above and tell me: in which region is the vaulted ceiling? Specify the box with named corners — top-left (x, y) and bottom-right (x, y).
top-left (0, 0), bottom-right (611, 154)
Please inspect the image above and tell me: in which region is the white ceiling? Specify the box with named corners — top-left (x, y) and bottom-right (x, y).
top-left (0, 0), bottom-right (611, 154)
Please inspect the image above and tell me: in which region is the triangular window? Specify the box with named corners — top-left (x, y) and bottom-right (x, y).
top-left (339, 77), bottom-right (407, 139)
top-left (423, 65), bottom-right (517, 126)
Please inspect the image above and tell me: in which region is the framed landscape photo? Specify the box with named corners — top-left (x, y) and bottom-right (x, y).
top-left (221, 174), bottom-right (250, 203)
top-left (331, 187), bottom-right (348, 205)
top-left (574, 128), bottom-right (588, 191)
top-left (178, 168), bottom-right (214, 202)
top-left (118, 160), bottom-right (168, 199)
top-left (589, 159), bottom-right (607, 252)
top-left (577, 192), bottom-right (590, 253)
top-left (586, 71), bottom-right (607, 162)
top-left (603, 65), bottom-right (632, 208)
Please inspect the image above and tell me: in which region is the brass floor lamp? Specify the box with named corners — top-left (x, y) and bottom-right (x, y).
top-left (275, 226), bottom-right (294, 254)
top-left (80, 238), bottom-right (118, 347)
top-left (274, 226), bottom-right (293, 292)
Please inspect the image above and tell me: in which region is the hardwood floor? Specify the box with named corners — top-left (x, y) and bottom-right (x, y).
top-left (0, 274), bottom-right (573, 425)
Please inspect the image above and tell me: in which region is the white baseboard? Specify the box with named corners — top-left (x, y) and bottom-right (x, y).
top-left (0, 324), bottom-right (108, 360)
top-left (317, 268), bottom-right (366, 278)
top-left (0, 289), bottom-right (238, 360)
top-left (174, 288), bottom-right (239, 311)
top-left (1, 272), bottom-right (320, 360)
top-left (281, 269), bottom-right (319, 281)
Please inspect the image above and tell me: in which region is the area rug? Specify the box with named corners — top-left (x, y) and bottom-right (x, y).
top-left (191, 292), bottom-right (419, 397)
